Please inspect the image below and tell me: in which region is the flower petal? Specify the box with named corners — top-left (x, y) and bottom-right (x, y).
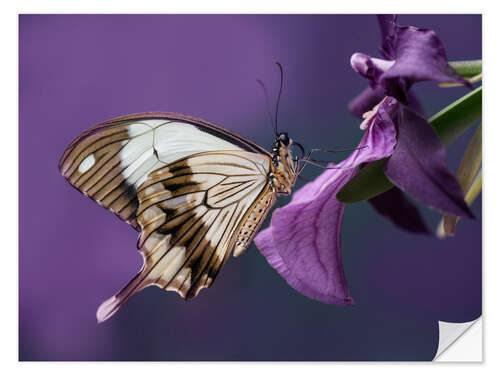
top-left (406, 90), bottom-right (425, 117)
top-left (350, 52), bottom-right (395, 88)
top-left (254, 97), bottom-right (397, 305)
top-left (349, 84), bottom-right (424, 119)
top-left (368, 187), bottom-right (430, 234)
top-left (254, 177), bottom-right (354, 305)
top-left (348, 86), bottom-right (386, 118)
top-left (377, 14), bottom-right (397, 58)
top-left (383, 104), bottom-right (474, 218)
top-left (350, 15), bottom-right (470, 107)
top-left (379, 19), bottom-right (471, 93)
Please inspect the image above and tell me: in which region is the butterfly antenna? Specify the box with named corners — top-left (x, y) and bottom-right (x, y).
top-left (275, 62), bottom-right (284, 136)
top-left (256, 79), bottom-right (277, 136)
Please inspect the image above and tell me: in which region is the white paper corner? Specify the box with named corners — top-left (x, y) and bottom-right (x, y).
top-left (433, 316), bottom-right (482, 362)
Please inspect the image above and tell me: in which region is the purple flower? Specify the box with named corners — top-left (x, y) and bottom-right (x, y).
top-left (255, 97), bottom-right (473, 305)
top-left (348, 15), bottom-right (473, 234)
top-left (254, 14), bottom-right (474, 307)
top-left (255, 97), bottom-right (397, 305)
top-left (349, 15), bottom-right (470, 117)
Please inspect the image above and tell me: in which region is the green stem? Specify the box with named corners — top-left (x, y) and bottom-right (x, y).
top-left (449, 60), bottom-right (482, 77)
top-left (337, 87), bottom-right (482, 203)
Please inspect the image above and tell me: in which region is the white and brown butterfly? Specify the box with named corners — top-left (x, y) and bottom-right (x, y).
top-left (59, 109), bottom-right (308, 322)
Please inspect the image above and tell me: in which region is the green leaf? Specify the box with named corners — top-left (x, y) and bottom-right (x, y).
top-left (449, 60), bottom-right (482, 77)
top-left (336, 159), bottom-right (392, 203)
top-left (438, 123), bottom-right (482, 238)
top-left (337, 87), bottom-right (482, 203)
top-left (430, 86), bottom-right (482, 147)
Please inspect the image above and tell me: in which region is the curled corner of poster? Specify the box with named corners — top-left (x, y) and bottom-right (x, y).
top-left (433, 316), bottom-right (482, 362)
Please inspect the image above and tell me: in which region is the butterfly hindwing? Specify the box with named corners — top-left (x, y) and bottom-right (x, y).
top-left (96, 150), bottom-right (273, 322)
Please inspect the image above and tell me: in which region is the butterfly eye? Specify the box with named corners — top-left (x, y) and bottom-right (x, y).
top-left (278, 132), bottom-right (290, 146)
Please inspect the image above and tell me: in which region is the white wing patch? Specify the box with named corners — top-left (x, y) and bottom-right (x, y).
top-left (120, 120), bottom-right (244, 188)
top-left (78, 154), bottom-right (95, 173)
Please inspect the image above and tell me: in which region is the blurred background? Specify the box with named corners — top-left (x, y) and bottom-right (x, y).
top-left (19, 14), bottom-right (481, 360)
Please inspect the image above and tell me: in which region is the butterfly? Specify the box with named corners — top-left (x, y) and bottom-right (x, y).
top-left (59, 108), bottom-right (312, 322)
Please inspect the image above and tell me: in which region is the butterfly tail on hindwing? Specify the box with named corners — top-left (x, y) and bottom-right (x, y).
top-left (96, 260), bottom-right (153, 323)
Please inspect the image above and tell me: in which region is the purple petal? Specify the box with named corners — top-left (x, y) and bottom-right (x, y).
top-left (350, 15), bottom-right (470, 107)
top-left (350, 52), bottom-right (394, 89)
top-left (368, 187), bottom-right (430, 234)
top-left (255, 177), bottom-right (354, 305)
top-left (383, 104), bottom-right (474, 218)
top-left (348, 86), bottom-right (386, 118)
top-left (348, 85), bottom-right (424, 119)
top-left (254, 98), bottom-right (397, 305)
top-left (406, 90), bottom-right (425, 117)
top-left (377, 14), bottom-right (397, 57)
top-left (379, 22), bottom-right (471, 93)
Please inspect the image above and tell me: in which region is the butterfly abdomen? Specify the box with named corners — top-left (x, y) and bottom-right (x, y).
top-left (233, 191), bottom-right (276, 257)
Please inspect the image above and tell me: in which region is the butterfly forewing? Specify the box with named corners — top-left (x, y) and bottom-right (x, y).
top-left (59, 113), bottom-right (268, 230)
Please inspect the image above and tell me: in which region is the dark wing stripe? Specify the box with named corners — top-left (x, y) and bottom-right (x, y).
top-left (111, 189), bottom-right (137, 214)
top-left (151, 211), bottom-right (219, 285)
top-left (207, 180), bottom-right (261, 207)
top-left (174, 201), bottom-right (249, 295)
top-left (208, 180), bottom-right (255, 199)
top-left (183, 207), bottom-right (232, 297)
top-left (173, 212), bottom-right (225, 292)
top-left (72, 147), bottom-right (123, 187)
top-left (77, 156), bottom-right (123, 194)
top-left (59, 125), bottom-right (124, 168)
top-left (155, 208), bottom-right (225, 286)
top-left (120, 202), bottom-right (139, 222)
top-left (91, 165), bottom-right (128, 200)
top-left (185, 203), bottom-right (241, 298)
top-left (62, 129), bottom-right (130, 178)
top-left (198, 200), bottom-right (249, 289)
top-left (145, 207), bottom-right (212, 265)
top-left (220, 178), bottom-right (258, 186)
top-left (140, 206), bottom-right (203, 250)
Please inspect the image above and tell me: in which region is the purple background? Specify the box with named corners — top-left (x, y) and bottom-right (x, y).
top-left (19, 14), bottom-right (481, 361)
